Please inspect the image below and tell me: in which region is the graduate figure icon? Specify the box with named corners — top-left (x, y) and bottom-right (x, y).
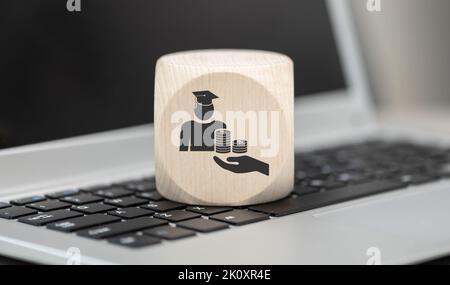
top-left (179, 90), bottom-right (226, 152)
top-left (179, 90), bottom-right (269, 176)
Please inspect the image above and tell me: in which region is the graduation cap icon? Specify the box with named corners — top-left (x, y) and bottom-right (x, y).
top-left (193, 90), bottom-right (218, 106)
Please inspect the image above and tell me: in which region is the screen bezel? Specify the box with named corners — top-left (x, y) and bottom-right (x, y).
top-left (293, 0), bottom-right (375, 140)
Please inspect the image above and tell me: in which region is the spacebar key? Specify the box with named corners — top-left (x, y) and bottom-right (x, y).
top-left (250, 180), bottom-right (405, 216)
top-left (47, 214), bottom-right (121, 232)
top-left (77, 217), bottom-right (168, 239)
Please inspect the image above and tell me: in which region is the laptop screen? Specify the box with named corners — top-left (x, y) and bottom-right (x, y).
top-left (0, 0), bottom-right (346, 150)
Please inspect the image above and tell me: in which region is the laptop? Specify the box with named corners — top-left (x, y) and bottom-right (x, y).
top-left (1, 0), bottom-right (449, 265)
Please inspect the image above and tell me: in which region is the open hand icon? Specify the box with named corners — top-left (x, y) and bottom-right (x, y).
top-left (213, 155), bottom-right (269, 176)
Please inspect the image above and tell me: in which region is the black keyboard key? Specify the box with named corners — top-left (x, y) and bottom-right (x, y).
top-left (47, 214), bottom-right (120, 233)
top-left (93, 187), bottom-right (133, 198)
top-left (186, 206), bottom-right (232, 216)
top-left (250, 180), bottom-right (405, 216)
top-left (399, 174), bottom-right (438, 185)
top-left (104, 197), bottom-right (147, 208)
top-left (77, 217), bottom-right (167, 239)
top-left (370, 168), bottom-right (393, 179)
top-left (428, 149), bottom-right (450, 163)
top-left (27, 200), bottom-right (71, 212)
top-left (298, 167), bottom-right (324, 179)
top-left (295, 170), bottom-right (308, 182)
top-left (136, 191), bottom-right (165, 201)
top-left (292, 186), bottom-right (320, 196)
top-left (0, 202), bottom-right (11, 209)
top-left (71, 203), bottom-right (116, 214)
top-left (10, 195), bottom-right (46, 206)
top-left (123, 181), bottom-right (156, 192)
top-left (61, 194), bottom-right (103, 205)
top-left (108, 233), bottom-right (160, 248)
top-left (141, 201), bottom-right (185, 212)
top-left (108, 207), bottom-right (154, 219)
top-left (210, 210), bottom-right (269, 226)
top-left (441, 163), bottom-right (450, 177)
top-left (143, 225), bottom-right (195, 240)
top-left (177, 218), bottom-right (229, 233)
top-left (143, 176), bottom-right (155, 182)
top-left (18, 210), bottom-right (83, 226)
top-left (309, 179), bottom-right (325, 188)
top-left (80, 184), bottom-right (111, 193)
top-left (336, 172), bottom-right (371, 184)
top-left (322, 179), bottom-right (347, 189)
top-left (154, 210), bottom-right (200, 222)
top-left (0, 207), bottom-right (38, 219)
top-left (249, 197), bottom-right (306, 217)
top-left (46, 190), bottom-right (79, 199)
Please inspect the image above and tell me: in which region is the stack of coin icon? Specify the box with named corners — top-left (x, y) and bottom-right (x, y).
top-left (215, 129), bottom-right (231, 153)
top-left (232, 139), bottom-right (248, 154)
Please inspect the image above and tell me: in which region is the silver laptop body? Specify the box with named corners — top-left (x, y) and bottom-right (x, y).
top-left (1, 0), bottom-right (449, 264)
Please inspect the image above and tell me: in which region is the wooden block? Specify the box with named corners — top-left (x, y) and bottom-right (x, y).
top-left (154, 50), bottom-right (294, 206)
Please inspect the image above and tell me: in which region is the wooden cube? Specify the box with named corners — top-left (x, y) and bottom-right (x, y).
top-left (154, 50), bottom-right (294, 206)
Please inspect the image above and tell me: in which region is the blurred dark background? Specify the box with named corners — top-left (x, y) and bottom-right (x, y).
top-left (0, 0), bottom-right (345, 149)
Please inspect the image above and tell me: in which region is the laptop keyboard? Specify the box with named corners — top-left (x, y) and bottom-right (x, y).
top-left (0, 140), bottom-right (449, 248)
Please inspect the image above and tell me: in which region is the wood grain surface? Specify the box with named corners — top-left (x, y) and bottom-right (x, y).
top-left (154, 50), bottom-right (294, 206)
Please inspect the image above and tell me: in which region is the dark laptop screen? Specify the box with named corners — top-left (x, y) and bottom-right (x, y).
top-left (0, 0), bottom-right (346, 149)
